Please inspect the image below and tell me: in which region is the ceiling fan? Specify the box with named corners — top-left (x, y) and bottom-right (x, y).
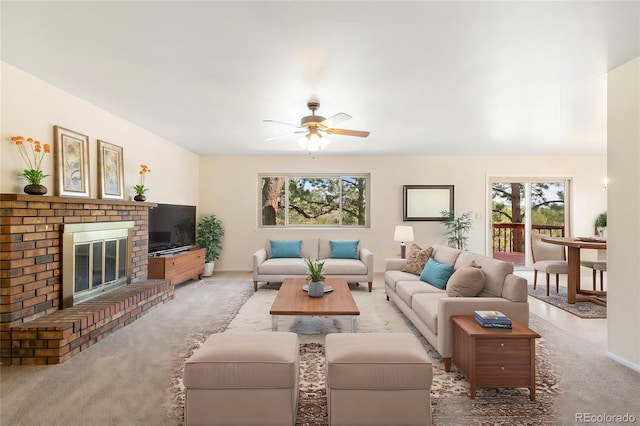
top-left (264, 100), bottom-right (370, 152)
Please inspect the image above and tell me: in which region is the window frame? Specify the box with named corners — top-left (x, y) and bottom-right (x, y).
top-left (258, 173), bottom-right (371, 228)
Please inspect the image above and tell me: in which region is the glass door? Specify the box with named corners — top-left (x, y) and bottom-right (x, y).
top-left (490, 178), bottom-right (570, 267)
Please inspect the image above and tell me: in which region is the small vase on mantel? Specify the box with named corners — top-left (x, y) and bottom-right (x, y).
top-left (134, 194), bottom-right (146, 202)
top-left (24, 184), bottom-right (47, 196)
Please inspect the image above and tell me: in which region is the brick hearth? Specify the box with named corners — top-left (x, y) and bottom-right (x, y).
top-left (0, 194), bottom-right (173, 365)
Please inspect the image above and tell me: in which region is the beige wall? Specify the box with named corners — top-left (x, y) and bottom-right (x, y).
top-left (607, 57), bottom-right (640, 370)
top-left (1, 62), bottom-right (200, 205)
top-left (199, 155), bottom-right (606, 272)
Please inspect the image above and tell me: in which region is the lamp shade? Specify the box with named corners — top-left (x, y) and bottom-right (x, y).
top-left (394, 225), bottom-right (414, 242)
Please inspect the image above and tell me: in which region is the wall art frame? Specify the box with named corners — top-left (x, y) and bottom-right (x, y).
top-left (97, 140), bottom-right (124, 200)
top-left (54, 125), bottom-right (91, 198)
top-left (403, 185), bottom-right (454, 221)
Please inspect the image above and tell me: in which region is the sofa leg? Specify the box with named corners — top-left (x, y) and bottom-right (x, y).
top-left (386, 294), bottom-right (389, 301)
top-left (253, 281), bottom-right (258, 292)
top-left (368, 282), bottom-right (372, 292)
top-left (444, 358), bottom-right (452, 372)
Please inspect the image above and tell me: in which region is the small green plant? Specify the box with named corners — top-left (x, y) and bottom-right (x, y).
top-left (195, 214), bottom-right (224, 262)
top-left (595, 211), bottom-right (607, 228)
top-left (441, 210), bottom-right (473, 249)
top-left (304, 258), bottom-right (325, 282)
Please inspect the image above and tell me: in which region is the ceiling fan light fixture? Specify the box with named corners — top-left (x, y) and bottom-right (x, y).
top-left (297, 130), bottom-right (329, 152)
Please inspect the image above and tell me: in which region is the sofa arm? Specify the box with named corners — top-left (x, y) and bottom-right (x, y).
top-left (436, 297), bottom-right (530, 359)
top-left (385, 258), bottom-right (406, 271)
top-left (252, 248), bottom-right (267, 278)
top-left (501, 274), bottom-right (528, 302)
top-left (359, 248), bottom-right (374, 278)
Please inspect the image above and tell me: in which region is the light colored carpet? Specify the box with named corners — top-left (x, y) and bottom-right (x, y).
top-left (2, 274), bottom-right (638, 426)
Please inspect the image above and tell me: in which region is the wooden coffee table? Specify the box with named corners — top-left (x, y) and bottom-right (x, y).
top-left (451, 315), bottom-right (540, 401)
top-left (270, 278), bottom-right (360, 332)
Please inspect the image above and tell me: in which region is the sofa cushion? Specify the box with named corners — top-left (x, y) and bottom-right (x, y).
top-left (269, 240), bottom-right (302, 258)
top-left (402, 244), bottom-right (433, 275)
top-left (455, 251), bottom-right (512, 297)
top-left (420, 258), bottom-right (454, 289)
top-left (446, 265), bottom-right (485, 297)
top-left (396, 280), bottom-right (443, 306)
top-left (431, 244), bottom-right (462, 265)
top-left (323, 258), bottom-right (367, 275)
top-left (411, 293), bottom-right (445, 335)
top-left (329, 240), bottom-right (359, 259)
top-left (257, 258), bottom-right (308, 275)
top-left (385, 270), bottom-right (421, 292)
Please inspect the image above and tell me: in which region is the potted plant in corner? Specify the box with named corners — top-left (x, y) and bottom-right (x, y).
top-left (441, 210), bottom-right (473, 249)
top-left (595, 211), bottom-right (607, 240)
top-left (195, 214), bottom-right (224, 277)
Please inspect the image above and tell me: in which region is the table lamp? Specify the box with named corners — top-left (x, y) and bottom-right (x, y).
top-left (394, 225), bottom-right (414, 259)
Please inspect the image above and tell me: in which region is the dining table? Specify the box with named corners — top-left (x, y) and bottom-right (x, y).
top-left (541, 236), bottom-right (607, 306)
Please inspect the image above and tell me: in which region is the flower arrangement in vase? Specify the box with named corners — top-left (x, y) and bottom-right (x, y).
top-left (304, 258), bottom-right (325, 297)
top-left (133, 164), bottom-right (151, 201)
top-left (11, 135), bottom-right (51, 195)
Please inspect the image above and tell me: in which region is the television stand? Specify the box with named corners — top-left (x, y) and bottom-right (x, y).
top-left (148, 247), bottom-right (205, 285)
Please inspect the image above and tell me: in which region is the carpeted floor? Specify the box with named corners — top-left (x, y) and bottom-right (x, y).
top-left (527, 284), bottom-right (606, 318)
top-left (2, 274), bottom-right (638, 426)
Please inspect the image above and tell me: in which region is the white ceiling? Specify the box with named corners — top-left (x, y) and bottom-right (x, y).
top-left (2, 1), bottom-right (639, 156)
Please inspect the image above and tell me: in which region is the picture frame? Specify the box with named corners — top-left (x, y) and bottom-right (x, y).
top-left (97, 140), bottom-right (124, 200)
top-left (403, 185), bottom-right (454, 221)
top-left (54, 126), bottom-right (91, 198)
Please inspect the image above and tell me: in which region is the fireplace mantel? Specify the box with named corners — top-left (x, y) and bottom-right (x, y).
top-left (0, 193), bottom-right (157, 207)
top-left (0, 193), bottom-right (157, 365)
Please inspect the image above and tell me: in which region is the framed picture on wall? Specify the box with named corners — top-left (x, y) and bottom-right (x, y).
top-left (403, 185), bottom-right (454, 221)
top-left (54, 126), bottom-right (91, 198)
top-left (97, 140), bottom-right (124, 200)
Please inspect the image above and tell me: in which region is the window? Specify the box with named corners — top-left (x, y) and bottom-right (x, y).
top-left (260, 174), bottom-right (369, 227)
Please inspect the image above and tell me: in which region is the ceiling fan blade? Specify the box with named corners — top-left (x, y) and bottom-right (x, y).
top-left (263, 119), bottom-right (300, 128)
top-left (264, 130), bottom-right (307, 141)
top-left (325, 128), bottom-right (370, 138)
top-left (319, 113), bottom-right (351, 128)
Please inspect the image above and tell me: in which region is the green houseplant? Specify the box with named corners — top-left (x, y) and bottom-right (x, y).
top-left (441, 210), bottom-right (473, 250)
top-left (304, 258), bottom-right (325, 297)
top-left (595, 211), bottom-right (607, 239)
top-left (195, 214), bottom-right (225, 276)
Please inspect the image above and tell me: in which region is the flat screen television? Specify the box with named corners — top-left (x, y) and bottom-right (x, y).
top-left (148, 203), bottom-right (197, 255)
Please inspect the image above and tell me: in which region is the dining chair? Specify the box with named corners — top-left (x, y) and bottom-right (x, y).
top-left (531, 233), bottom-right (568, 296)
top-left (580, 260), bottom-right (607, 291)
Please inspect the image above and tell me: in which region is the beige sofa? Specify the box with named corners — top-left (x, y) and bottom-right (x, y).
top-left (253, 238), bottom-right (374, 292)
top-left (385, 244), bottom-right (529, 372)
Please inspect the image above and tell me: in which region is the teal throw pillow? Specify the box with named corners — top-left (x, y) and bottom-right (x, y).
top-left (420, 257), bottom-right (454, 289)
top-left (330, 240), bottom-right (359, 259)
top-left (270, 240), bottom-right (302, 258)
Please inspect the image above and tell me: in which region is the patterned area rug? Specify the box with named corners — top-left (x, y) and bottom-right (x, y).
top-left (172, 329), bottom-right (562, 426)
top-left (528, 284), bottom-right (606, 318)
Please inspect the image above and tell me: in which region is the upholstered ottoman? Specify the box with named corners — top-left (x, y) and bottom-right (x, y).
top-left (325, 333), bottom-right (433, 426)
top-left (183, 332), bottom-right (299, 426)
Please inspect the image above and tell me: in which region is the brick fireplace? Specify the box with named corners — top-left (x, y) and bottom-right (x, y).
top-left (0, 194), bottom-right (173, 365)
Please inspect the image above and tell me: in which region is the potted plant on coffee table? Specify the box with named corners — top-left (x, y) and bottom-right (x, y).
top-left (305, 258), bottom-right (325, 298)
top-left (195, 214), bottom-right (224, 277)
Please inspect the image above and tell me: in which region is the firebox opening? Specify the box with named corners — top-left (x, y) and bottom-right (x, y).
top-left (62, 221), bottom-right (134, 308)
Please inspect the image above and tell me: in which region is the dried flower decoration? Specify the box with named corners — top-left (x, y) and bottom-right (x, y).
top-left (133, 164), bottom-right (151, 195)
top-left (11, 135), bottom-right (51, 185)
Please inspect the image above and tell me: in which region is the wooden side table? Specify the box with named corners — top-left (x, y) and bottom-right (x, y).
top-left (451, 315), bottom-right (540, 401)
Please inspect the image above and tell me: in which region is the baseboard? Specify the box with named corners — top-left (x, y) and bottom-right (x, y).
top-left (607, 351), bottom-right (640, 373)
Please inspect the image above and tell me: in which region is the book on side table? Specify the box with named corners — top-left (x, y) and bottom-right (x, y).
top-left (473, 310), bottom-right (512, 328)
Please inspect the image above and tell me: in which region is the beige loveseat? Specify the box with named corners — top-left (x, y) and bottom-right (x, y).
top-left (385, 244), bottom-right (529, 372)
top-left (253, 238), bottom-right (374, 292)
